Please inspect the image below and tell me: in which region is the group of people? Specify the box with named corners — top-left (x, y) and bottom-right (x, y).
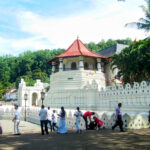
top-left (39, 105), bottom-right (59, 135)
top-left (39, 105), bottom-right (104, 135)
top-left (0, 103), bottom-right (150, 135)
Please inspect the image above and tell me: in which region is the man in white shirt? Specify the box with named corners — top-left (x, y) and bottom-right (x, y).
top-left (39, 105), bottom-right (49, 135)
top-left (47, 107), bottom-right (52, 132)
top-left (12, 104), bottom-right (21, 135)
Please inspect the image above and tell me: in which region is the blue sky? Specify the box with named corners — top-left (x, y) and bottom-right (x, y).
top-left (0, 0), bottom-right (147, 55)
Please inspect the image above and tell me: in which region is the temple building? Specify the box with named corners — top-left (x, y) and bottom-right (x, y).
top-left (44, 38), bottom-right (117, 108)
top-left (18, 38), bottom-right (128, 108)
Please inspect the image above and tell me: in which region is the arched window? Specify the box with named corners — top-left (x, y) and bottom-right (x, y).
top-left (71, 62), bottom-right (77, 70)
top-left (63, 64), bottom-right (65, 71)
top-left (84, 62), bottom-right (89, 70)
top-left (32, 93), bottom-right (38, 106)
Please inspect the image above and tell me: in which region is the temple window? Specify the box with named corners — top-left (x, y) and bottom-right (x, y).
top-left (63, 64), bottom-right (65, 71)
top-left (71, 62), bottom-right (77, 70)
top-left (84, 62), bottom-right (89, 70)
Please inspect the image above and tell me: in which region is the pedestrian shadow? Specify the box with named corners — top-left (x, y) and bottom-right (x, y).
top-left (0, 129), bottom-right (150, 150)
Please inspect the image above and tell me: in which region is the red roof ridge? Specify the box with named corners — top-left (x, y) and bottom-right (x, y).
top-left (78, 39), bottom-right (106, 58)
top-left (77, 39), bottom-right (83, 55)
top-left (55, 38), bottom-right (107, 58)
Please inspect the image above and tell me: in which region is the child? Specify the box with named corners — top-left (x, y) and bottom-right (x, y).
top-left (52, 110), bottom-right (58, 131)
top-left (93, 116), bottom-right (103, 130)
top-left (74, 107), bottom-right (82, 133)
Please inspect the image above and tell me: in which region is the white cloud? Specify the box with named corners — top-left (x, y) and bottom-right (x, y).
top-left (0, 0), bottom-right (147, 55)
top-left (17, 6), bottom-right (146, 49)
top-left (0, 36), bottom-right (51, 56)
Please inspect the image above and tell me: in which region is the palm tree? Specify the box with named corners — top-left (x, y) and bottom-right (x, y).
top-left (125, 0), bottom-right (150, 32)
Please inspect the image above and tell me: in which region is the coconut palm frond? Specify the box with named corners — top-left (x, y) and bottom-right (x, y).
top-left (126, 0), bottom-right (150, 32)
top-left (139, 18), bottom-right (150, 24)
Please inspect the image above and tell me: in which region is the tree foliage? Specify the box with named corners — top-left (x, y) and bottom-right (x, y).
top-left (111, 37), bottom-right (150, 83)
top-left (0, 49), bottom-right (64, 99)
top-left (86, 38), bottom-right (132, 52)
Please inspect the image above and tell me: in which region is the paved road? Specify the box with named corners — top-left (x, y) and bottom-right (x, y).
top-left (0, 120), bottom-right (150, 150)
top-left (0, 120), bottom-right (41, 135)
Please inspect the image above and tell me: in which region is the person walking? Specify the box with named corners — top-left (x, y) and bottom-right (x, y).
top-left (0, 122), bottom-right (2, 135)
top-left (58, 106), bottom-right (67, 134)
top-left (112, 103), bottom-right (124, 132)
top-left (52, 110), bottom-right (58, 131)
top-left (39, 105), bottom-right (49, 135)
top-left (47, 107), bottom-right (52, 132)
top-left (74, 107), bottom-right (82, 133)
top-left (83, 111), bottom-right (95, 130)
top-left (12, 104), bottom-right (21, 135)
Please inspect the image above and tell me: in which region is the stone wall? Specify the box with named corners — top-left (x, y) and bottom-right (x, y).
top-left (14, 80), bottom-right (150, 129)
top-left (45, 81), bottom-right (150, 113)
top-left (18, 79), bottom-right (49, 107)
top-left (0, 106), bottom-right (149, 130)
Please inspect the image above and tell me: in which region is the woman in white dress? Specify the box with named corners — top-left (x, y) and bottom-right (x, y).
top-left (58, 106), bottom-right (67, 134)
top-left (74, 107), bottom-right (82, 133)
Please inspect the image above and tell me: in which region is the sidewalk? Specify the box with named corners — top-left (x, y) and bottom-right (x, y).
top-left (0, 120), bottom-right (41, 135)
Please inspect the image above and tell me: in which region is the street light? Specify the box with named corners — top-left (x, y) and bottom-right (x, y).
top-left (41, 89), bottom-right (45, 105)
top-left (24, 93), bottom-right (28, 121)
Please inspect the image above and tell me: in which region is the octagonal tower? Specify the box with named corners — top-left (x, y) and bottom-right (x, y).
top-left (44, 38), bottom-right (108, 108)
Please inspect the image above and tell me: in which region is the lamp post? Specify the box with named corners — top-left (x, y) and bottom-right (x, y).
top-left (24, 93), bottom-right (28, 121)
top-left (41, 89), bottom-right (45, 105)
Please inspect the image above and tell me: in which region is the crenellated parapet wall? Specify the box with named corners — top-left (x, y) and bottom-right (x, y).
top-left (45, 81), bottom-right (150, 115)
top-left (96, 81), bottom-right (150, 113)
top-left (0, 106), bottom-right (149, 130)
top-left (15, 80), bottom-right (150, 129)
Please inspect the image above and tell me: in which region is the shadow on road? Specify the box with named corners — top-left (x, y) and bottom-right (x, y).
top-left (0, 129), bottom-right (150, 150)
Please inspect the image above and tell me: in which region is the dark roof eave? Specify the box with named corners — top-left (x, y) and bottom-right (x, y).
top-left (47, 55), bottom-right (108, 64)
top-left (56, 54), bottom-right (107, 59)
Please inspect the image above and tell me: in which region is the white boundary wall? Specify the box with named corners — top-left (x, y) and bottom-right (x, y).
top-left (45, 81), bottom-right (150, 113)
top-left (0, 105), bottom-right (149, 130)
top-left (3, 80), bottom-right (149, 130)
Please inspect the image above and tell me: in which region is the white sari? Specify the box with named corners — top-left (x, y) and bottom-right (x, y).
top-left (58, 111), bottom-right (67, 134)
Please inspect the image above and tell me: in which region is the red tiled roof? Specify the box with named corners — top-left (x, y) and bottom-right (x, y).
top-left (5, 88), bottom-right (16, 93)
top-left (56, 39), bottom-right (106, 58)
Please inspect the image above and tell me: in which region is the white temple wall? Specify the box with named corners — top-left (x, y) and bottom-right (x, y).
top-left (16, 78), bottom-right (150, 129)
top-left (49, 70), bottom-right (106, 91)
top-left (63, 57), bottom-right (79, 69)
top-left (63, 57), bottom-right (98, 70)
top-left (0, 106), bottom-right (149, 130)
top-left (18, 79), bottom-right (47, 107)
top-left (83, 57), bottom-right (96, 69)
top-left (45, 81), bottom-right (150, 116)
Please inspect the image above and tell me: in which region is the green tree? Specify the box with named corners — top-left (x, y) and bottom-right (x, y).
top-left (111, 37), bottom-right (150, 83)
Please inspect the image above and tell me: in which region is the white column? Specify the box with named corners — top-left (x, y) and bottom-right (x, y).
top-left (97, 58), bottom-right (102, 71)
top-left (59, 58), bottom-right (63, 72)
top-left (79, 56), bottom-right (84, 70)
top-left (52, 62), bottom-right (55, 73)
